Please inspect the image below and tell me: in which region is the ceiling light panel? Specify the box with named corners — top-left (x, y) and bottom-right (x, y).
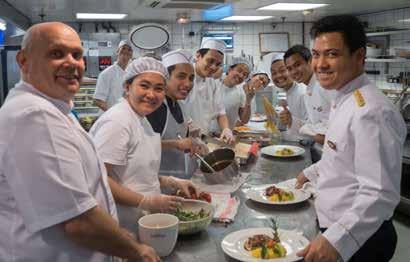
top-left (258, 3), bottom-right (328, 11)
top-left (221, 16), bottom-right (272, 21)
top-left (76, 13), bottom-right (127, 20)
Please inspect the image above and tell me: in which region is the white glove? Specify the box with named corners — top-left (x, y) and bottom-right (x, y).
top-left (139, 194), bottom-right (184, 213)
top-left (161, 176), bottom-right (198, 199)
top-left (191, 137), bottom-right (209, 156)
top-left (220, 128), bottom-right (235, 144)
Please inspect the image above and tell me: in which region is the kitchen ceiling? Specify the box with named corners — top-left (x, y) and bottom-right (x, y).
top-left (2, 0), bottom-right (410, 26)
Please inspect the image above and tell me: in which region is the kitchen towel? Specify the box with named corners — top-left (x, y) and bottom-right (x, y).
top-left (210, 193), bottom-right (240, 223)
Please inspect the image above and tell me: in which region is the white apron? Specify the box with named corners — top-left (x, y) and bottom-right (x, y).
top-left (116, 115), bottom-right (161, 234)
top-left (159, 99), bottom-right (190, 178)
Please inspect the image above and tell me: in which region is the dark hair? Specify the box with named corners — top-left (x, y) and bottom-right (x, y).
top-left (284, 45), bottom-right (312, 62)
top-left (310, 14), bottom-right (366, 54)
top-left (125, 76), bottom-right (136, 85)
top-left (197, 48), bottom-right (224, 57)
top-left (167, 65), bottom-right (176, 75)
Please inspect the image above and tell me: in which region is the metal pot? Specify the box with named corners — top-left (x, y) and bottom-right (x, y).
top-left (200, 148), bottom-right (239, 184)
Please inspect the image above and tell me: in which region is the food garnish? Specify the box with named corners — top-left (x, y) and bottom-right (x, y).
top-left (265, 185), bottom-right (295, 202)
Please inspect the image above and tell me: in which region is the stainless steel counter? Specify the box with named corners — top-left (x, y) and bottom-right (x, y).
top-left (165, 142), bottom-right (319, 262)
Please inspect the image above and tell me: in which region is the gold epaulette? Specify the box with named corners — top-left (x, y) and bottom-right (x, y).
top-left (353, 89), bottom-right (365, 107)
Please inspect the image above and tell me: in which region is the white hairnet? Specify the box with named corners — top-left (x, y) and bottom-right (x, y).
top-left (162, 49), bottom-right (193, 68)
top-left (124, 57), bottom-right (169, 83)
top-left (271, 52), bottom-right (284, 65)
top-left (229, 56), bottom-right (253, 72)
top-left (118, 40), bottom-right (132, 50)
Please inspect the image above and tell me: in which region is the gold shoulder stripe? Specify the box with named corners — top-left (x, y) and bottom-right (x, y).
top-left (353, 89), bottom-right (365, 107)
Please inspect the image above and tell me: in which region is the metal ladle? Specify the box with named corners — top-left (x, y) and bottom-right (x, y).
top-left (177, 134), bottom-right (217, 173)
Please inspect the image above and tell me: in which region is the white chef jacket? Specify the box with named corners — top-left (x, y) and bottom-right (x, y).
top-left (285, 81), bottom-right (308, 130)
top-left (211, 81), bottom-right (246, 131)
top-left (302, 74), bottom-right (333, 135)
top-left (0, 81), bottom-right (117, 262)
top-left (90, 99), bottom-right (161, 233)
top-left (183, 68), bottom-right (226, 135)
top-left (94, 62), bottom-right (126, 109)
top-left (303, 74), bottom-right (406, 261)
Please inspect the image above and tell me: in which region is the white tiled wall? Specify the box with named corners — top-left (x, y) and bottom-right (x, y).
top-left (359, 8), bottom-right (410, 89)
top-left (71, 21), bottom-right (312, 69)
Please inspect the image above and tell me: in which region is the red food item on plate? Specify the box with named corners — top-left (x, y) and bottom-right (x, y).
top-left (198, 192), bottom-right (212, 203)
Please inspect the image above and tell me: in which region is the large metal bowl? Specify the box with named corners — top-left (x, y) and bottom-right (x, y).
top-left (200, 148), bottom-right (239, 184)
top-left (176, 200), bottom-right (214, 235)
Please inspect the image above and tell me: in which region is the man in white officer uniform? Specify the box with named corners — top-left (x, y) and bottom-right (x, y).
top-left (296, 15), bottom-right (406, 262)
top-left (270, 53), bottom-right (308, 131)
top-left (284, 44), bottom-right (334, 145)
top-left (0, 22), bottom-right (159, 262)
top-left (183, 39), bottom-right (234, 143)
top-left (147, 49), bottom-right (208, 178)
top-left (94, 40), bottom-right (133, 111)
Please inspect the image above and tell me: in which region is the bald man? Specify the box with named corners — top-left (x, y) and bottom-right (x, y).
top-left (0, 22), bottom-right (159, 262)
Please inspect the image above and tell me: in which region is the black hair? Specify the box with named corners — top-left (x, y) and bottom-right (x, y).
top-left (167, 65), bottom-right (176, 76)
top-left (310, 14), bottom-right (366, 54)
top-left (284, 45), bottom-right (312, 62)
top-left (125, 76), bottom-right (136, 85)
top-left (197, 48), bottom-right (224, 57)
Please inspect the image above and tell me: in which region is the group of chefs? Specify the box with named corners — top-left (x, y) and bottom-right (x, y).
top-left (0, 12), bottom-right (406, 262)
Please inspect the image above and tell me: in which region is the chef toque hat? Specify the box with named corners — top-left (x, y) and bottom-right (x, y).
top-left (124, 57), bottom-right (169, 83)
top-left (230, 56), bottom-right (253, 72)
top-left (199, 38), bottom-right (226, 54)
top-left (271, 53), bottom-right (284, 65)
top-left (162, 49), bottom-right (193, 68)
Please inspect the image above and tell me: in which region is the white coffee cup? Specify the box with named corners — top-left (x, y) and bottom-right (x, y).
top-left (138, 213), bottom-right (179, 257)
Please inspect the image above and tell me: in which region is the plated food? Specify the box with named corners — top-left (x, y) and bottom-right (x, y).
top-left (247, 184), bottom-right (310, 205)
top-left (265, 185), bottom-right (295, 202)
top-left (274, 147), bottom-right (294, 156)
top-left (244, 219), bottom-right (287, 259)
top-left (261, 145), bottom-right (305, 158)
top-left (234, 126), bottom-right (252, 133)
top-left (221, 227), bottom-right (310, 262)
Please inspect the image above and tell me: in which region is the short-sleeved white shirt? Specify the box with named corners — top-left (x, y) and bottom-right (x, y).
top-left (90, 100), bottom-right (161, 232)
top-left (94, 63), bottom-right (126, 109)
top-left (183, 68), bottom-right (226, 134)
top-left (211, 81), bottom-right (246, 131)
top-left (0, 81), bottom-right (117, 262)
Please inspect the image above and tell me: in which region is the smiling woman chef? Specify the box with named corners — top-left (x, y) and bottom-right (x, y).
top-left (90, 57), bottom-right (197, 233)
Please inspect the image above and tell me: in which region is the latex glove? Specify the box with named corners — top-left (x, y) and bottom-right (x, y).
top-left (191, 137), bottom-right (209, 156)
top-left (130, 243), bottom-right (161, 262)
top-left (220, 128), bottom-right (235, 144)
top-left (279, 106), bottom-right (292, 127)
top-left (295, 171), bottom-right (309, 189)
top-left (177, 137), bottom-right (209, 156)
top-left (296, 235), bottom-right (339, 262)
top-left (139, 194), bottom-right (183, 213)
top-left (187, 121), bottom-right (201, 138)
top-left (243, 81), bottom-right (256, 101)
top-left (161, 176), bottom-right (198, 199)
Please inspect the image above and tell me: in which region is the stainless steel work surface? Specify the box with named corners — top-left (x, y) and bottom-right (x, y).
top-left (165, 142), bottom-right (318, 262)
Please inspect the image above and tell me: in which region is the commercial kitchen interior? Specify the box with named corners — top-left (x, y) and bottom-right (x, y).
top-left (0, 0), bottom-right (410, 261)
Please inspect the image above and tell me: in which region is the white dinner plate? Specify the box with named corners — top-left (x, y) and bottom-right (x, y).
top-left (221, 228), bottom-right (309, 262)
top-left (261, 145), bottom-right (305, 158)
top-left (247, 184), bottom-right (311, 205)
top-left (250, 114), bottom-right (267, 122)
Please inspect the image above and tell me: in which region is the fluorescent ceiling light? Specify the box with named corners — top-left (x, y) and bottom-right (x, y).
top-left (221, 16), bottom-right (272, 21)
top-left (76, 13), bottom-right (127, 20)
top-left (398, 19), bottom-right (410, 22)
top-left (258, 3), bottom-right (328, 11)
